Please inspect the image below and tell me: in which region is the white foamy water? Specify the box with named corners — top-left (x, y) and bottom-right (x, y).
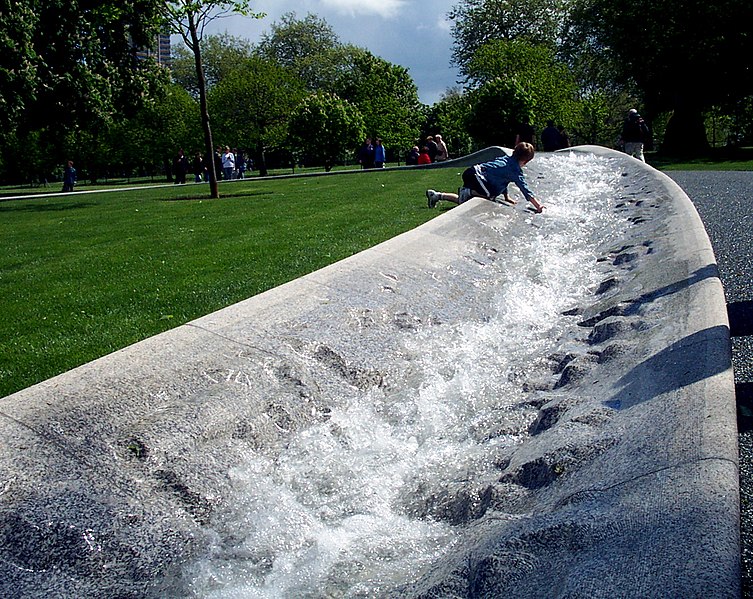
top-left (185, 153), bottom-right (629, 598)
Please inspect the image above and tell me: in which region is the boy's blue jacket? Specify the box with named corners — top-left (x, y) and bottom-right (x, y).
top-left (475, 154), bottom-right (534, 200)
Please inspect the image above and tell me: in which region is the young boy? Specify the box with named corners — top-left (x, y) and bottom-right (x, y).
top-left (426, 142), bottom-right (544, 213)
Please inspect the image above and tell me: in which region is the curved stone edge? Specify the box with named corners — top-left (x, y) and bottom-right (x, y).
top-left (227, 146), bottom-right (512, 181)
top-left (0, 195), bottom-right (522, 596)
top-left (0, 146), bottom-right (739, 596)
top-left (403, 146), bottom-right (740, 597)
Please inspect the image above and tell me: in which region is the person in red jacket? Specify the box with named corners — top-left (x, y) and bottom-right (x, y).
top-left (417, 146), bottom-right (432, 165)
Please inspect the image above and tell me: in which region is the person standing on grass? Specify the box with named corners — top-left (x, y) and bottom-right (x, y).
top-left (222, 146), bottom-right (235, 180)
top-left (434, 134), bottom-right (449, 162)
top-left (358, 138), bottom-right (375, 169)
top-left (192, 152), bottom-right (205, 183)
top-left (426, 142), bottom-right (544, 213)
top-left (62, 160), bottom-right (76, 192)
top-left (374, 138), bottom-right (386, 168)
top-left (173, 149), bottom-right (188, 184)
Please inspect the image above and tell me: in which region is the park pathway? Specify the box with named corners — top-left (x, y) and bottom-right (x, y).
top-left (668, 170), bottom-right (753, 598)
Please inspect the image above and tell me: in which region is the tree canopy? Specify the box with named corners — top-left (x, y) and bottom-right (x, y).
top-left (288, 92), bottom-right (366, 171)
top-left (565, 0), bottom-right (753, 152)
top-left (449, 0), bottom-right (569, 79)
top-left (466, 39), bottom-right (578, 131)
top-left (0, 0), bottom-right (165, 138)
top-left (447, 0), bottom-right (753, 152)
top-left (208, 56), bottom-right (306, 175)
top-left (332, 48), bottom-right (422, 153)
top-left (465, 78), bottom-right (532, 147)
top-left (171, 33), bottom-right (254, 96)
top-left (255, 12), bottom-right (340, 74)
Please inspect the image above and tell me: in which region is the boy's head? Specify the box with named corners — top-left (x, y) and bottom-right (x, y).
top-left (512, 142), bottom-right (535, 164)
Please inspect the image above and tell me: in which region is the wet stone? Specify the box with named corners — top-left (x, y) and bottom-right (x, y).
top-left (588, 316), bottom-right (631, 345)
top-left (594, 277), bottom-right (619, 295)
top-left (553, 359), bottom-right (592, 389)
top-left (529, 396), bottom-right (577, 435)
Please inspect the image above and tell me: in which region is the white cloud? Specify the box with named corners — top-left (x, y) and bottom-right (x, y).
top-left (319, 0), bottom-right (406, 18)
top-left (201, 0), bottom-right (460, 104)
top-left (436, 14), bottom-right (452, 32)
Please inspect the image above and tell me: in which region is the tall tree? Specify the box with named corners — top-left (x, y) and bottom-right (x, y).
top-left (255, 13), bottom-right (423, 162)
top-left (288, 93), bottom-right (366, 172)
top-left (465, 78), bottom-right (532, 147)
top-left (162, 1), bottom-right (263, 198)
top-left (209, 56), bottom-right (305, 176)
top-left (255, 12), bottom-right (339, 75)
top-left (465, 39), bottom-right (578, 134)
top-left (254, 12), bottom-right (357, 94)
top-left (332, 48), bottom-right (423, 158)
top-left (567, 0), bottom-right (753, 154)
top-left (171, 33), bottom-right (254, 97)
top-left (448, 0), bottom-right (569, 79)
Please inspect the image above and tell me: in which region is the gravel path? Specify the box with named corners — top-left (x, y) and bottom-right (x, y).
top-left (667, 170), bottom-right (753, 597)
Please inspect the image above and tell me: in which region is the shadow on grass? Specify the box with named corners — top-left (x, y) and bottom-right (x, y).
top-left (0, 201), bottom-right (97, 212)
top-left (164, 190), bottom-right (276, 202)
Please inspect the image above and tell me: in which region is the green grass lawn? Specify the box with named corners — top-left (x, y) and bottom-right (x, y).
top-left (2, 146), bottom-right (749, 399)
top-left (647, 146), bottom-right (753, 171)
top-left (0, 167), bottom-right (462, 398)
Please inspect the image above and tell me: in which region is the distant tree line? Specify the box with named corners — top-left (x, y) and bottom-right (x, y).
top-left (446, 0), bottom-right (753, 155)
top-left (1, 1), bottom-right (751, 186)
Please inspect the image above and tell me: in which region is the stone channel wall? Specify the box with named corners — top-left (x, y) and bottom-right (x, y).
top-left (0, 147), bottom-right (738, 597)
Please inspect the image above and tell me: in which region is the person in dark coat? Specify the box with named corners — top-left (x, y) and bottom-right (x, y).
top-left (619, 109), bottom-right (650, 162)
top-left (357, 138), bottom-right (375, 169)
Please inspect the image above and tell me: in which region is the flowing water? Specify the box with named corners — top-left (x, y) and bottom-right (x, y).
top-left (184, 153), bottom-right (630, 598)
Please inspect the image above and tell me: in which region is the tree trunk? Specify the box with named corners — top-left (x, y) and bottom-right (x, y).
top-left (188, 13), bottom-right (219, 198)
top-left (256, 144), bottom-right (268, 177)
top-left (661, 96), bottom-right (710, 157)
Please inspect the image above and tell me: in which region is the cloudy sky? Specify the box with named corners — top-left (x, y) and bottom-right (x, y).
top-left (202, 0), bottom-right (461, 105)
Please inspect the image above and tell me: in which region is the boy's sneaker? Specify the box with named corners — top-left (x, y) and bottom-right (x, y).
top-left (426, 189), bottom-right (440, 208)
top-left (457, 187), bottom-right (473, 203)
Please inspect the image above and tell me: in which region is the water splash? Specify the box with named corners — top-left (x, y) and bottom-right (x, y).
top-left (185, 152), bottom-right (629, 598)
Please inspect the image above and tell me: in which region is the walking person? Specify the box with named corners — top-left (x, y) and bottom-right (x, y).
top-left (358, 138), bottom-right (375, 169)
top-left (237, 150), bottom-right (247, 179)
top-left (541, 120), bottom-right (562, 152)
top-left (192, 152), bottom-right (205, 183)
top-left (62, 160), bottom-right (76, 192)
top-left (173, 149), bottom-right (188, 184)
top-left (619, 109), bottom-right (650, 162)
